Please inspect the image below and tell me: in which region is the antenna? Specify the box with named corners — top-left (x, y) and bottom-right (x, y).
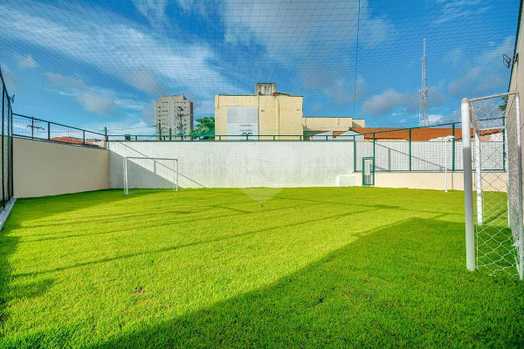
top-left (419, 38), bottom-right (429, 126)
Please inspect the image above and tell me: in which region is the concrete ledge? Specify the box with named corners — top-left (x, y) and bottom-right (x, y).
top-left (0, 198), bottom-right (16, 231)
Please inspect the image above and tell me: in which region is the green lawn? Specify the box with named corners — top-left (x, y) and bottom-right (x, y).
top-left (0, 187), bottom-right (523, 348)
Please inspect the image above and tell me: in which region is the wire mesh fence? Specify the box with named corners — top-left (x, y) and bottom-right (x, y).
top-left (353, 122), bottom-right (505, 172)
top-left (466, 92), bottom-right (523, 279)
top-left (0, 68), bottom-right (14, 209)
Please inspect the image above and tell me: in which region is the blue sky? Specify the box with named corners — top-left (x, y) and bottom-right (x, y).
top-left (0, 0), bottom-right (519, 133)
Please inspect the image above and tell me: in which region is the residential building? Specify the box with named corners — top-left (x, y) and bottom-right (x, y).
top-left (215, 83), bottom-right (303, 139)
top-left (155, 96), bottom-right (193, 136)
top-left (215, 83), bottom-right (366, 139)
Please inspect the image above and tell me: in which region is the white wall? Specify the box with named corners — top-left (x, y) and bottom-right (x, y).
top-left (14, 138), bottom-right (110, 197)
top-left (108, 141), bottom-right (355, 188)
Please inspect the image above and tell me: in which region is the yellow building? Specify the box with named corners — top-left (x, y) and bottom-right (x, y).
top-left (303, 116), bottom-right (365, 133)
top-left (215, 83), bottom-right (365, 139)
top-left (215, 83), bottom-right (303, 139)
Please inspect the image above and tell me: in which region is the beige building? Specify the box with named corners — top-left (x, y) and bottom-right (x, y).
top-left (215, 83), bottom-right (365, 139)
top-left (303, 116), bottom-right (365, 133)
top-left (215, 83), bottom-right (303, 139)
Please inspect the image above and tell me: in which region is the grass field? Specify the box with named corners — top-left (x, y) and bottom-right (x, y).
top-left (0, 187), bottom-right (523, 348)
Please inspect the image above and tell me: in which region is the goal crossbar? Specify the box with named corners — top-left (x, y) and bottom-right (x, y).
top-left (123, 156), bottom-right (179, 195)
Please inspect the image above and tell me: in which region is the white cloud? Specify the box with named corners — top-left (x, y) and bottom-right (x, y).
top-left (433, 0), bottom-right (490, 25)
top-left (91, 118), bottom-right (153, 134)
top-left (45, 72), bottom-right (145, 115)
top-left (0, 65), bottom-right (16, 92)
top-left (426, 114), bottom-right (445, 125)
top-left (132, 0), bottom-right (168, 30)
top-left (0, 1), bottom-right (239, 99)
top-left (221, 0), bottom-right (393, 61)
top-left (447, 36), bottom-right (514, 97)
top-left (176, 0), bottom-right (210, 16)
top-left (362, 89), bottom-right (418, 116)
top-left (302, 64), bottom-right (366, 106)
top-left (76, 92), bottom-right (114, 114)
top-left (17, 54), bottom-right (38, 69)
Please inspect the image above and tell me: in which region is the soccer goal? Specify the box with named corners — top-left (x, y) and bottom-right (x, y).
top-left (123, 156), bottom-right (179, 195)
top-left (462, 92), bottom-right (523, 280)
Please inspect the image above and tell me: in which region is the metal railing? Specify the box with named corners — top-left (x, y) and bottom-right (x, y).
top-left (0, 67), bottom-right (14, 208)
top-left (352, 119), bottom-right (506, 172)
top-left (9, 109), bottom-right (506, 173)
top-left (106, 133), bottom-right (358, 142)
top-left (353, 117), bottom-right (507, 172)
top-left (13, 113), bottom-right (107, 148)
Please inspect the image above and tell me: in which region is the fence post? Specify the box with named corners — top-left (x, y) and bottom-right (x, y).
top-left (408, 128), bottom-right (412, 171)
top-left (169, 128), bottom-right (172, 141)
top-left (461, 98), bottom-right (475, 272)
top-left (502, 116), bottom-right (506, 172)
top-left (1, 90), bottom-right (4, 208)
top-left (31, 117), bottom-right (35, 139)
top-left (353, 135), bottom-right (357, 172)
top-left (48, 121), bottom-right (51, 140)
top-left (372, 133), bottom-right (376, 161)
top-left (104, 127), bottom-right (108, 144)
top-left (451, 122), bottom-right (456, 171)
top-left (82, 130), bottom-right (86, 145)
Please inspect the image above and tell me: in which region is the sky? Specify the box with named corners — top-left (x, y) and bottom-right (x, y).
top-left (0, 0), bottom-right (520, 134)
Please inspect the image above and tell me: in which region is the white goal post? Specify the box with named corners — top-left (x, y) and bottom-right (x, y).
top-left (123, 156), bottom-right (179, 195)
top-left (462, 91), bottom-right (524, 280)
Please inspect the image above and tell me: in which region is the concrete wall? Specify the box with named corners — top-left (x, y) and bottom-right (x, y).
top-left (107, 141), bottom-right (508, 192)
top-left (14, 138), bottom-right (110, 198)
top-left (108, 141), bottom-right (354, 188)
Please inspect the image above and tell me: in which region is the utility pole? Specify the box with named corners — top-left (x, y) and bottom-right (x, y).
top-left (419, 38), bottom-right (429, 126)
top-left (176, 106), bottom-right (185, 137)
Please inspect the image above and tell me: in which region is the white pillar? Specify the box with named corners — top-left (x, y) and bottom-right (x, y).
top-left (123, 157), bottom-right (128, 195)
top-left (515, 94), bottom-right (524, 280)
top-left (474, 132), bottom-right (483, 225)
top-left (461, 98), bottom-right (475, 271)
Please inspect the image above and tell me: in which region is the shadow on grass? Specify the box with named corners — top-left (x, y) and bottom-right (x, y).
top-left (0, 229), bottom-right (53, 332)
top-left (11, 189), bottom-right (158, 225)
top-left (4, 217), bottom-right (524, 348)
top-left (18, 201), bottom-right (323, 244)
top-left (14, 207), bottom-right (374, 278)
top-left (89, 217), bottom-right (523, 348)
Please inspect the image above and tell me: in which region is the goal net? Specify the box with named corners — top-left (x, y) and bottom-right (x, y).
top-left (462, 92), bottom-right (523, 280)
top-left (123, 156), bottom-right (179, 195)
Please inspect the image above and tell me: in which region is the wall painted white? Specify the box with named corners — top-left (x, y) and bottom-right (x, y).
top-left (14, 138), bottom-right (110, 198)
top-left (108, 141), bottom-right (355, 188)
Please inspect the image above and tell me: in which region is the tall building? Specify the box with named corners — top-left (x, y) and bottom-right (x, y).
top-left (154, 96), bottom-right (193, 136)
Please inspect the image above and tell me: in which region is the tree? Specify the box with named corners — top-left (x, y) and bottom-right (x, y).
top-left (192, 116), bottom-right (215, 139)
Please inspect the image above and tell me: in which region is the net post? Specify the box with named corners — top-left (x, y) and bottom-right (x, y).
top-left (353, 135), bottom-right (357, 173)
top-left (175, 159), bottom-right (179, 192)
top-left (408, 128), bottom-right (412, 171)
top-left (123, 157), bottom-right (128, 195)
top-left (515, 93), bottom-right (524, 280)
top-left (451, 122), bottom-right (456, 172)
top-left (461, 98), bottom-right (475, 271)
top-left (474, 131), bottom-right (483, 225)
